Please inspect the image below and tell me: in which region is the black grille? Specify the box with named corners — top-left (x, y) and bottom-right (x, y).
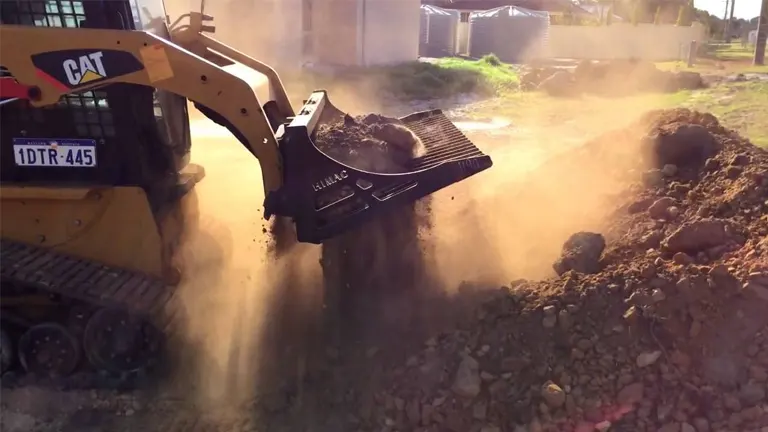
top-left (404, 110), bottom-right (486, 170)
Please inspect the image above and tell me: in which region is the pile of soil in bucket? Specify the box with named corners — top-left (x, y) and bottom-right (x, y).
top-left (315, 113), bottom-right (425, 173)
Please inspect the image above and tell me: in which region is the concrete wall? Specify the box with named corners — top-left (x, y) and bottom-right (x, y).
top-left (360, 0), bottom-right (421, 66)
top-left (532, 23), bottom-right (708, 61)
top-left (165, 0), bottom-right (419, 70)
top-left (309, 0), bottom-right (421, 67)
top-left (309, 0), bottom-right (360, 66)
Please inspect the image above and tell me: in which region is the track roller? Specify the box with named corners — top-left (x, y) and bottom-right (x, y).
top-left (82, 308), bottom-right (164, 374)
top-left (17, 323), bottom-right (80, 377)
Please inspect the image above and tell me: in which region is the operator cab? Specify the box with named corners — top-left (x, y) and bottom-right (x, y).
top-left (0, 0), bottom-right (192, 211)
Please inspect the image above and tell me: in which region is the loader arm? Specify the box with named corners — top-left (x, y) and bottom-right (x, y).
top-left (0, 24), bottom-right (284, 195)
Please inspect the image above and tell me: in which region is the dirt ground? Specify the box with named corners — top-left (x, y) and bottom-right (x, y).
top-left (2, 70), bottom-right (767, 432)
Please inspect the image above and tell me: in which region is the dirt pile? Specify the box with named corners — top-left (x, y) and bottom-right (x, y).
top-left (521, 60), bottom-right (706, 97)
top-left (327, 108), bottom-right (767, 432)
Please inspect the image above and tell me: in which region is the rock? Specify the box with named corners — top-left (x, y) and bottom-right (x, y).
top-left (673, 252), bottom-right (694, 265)
top-left (703, 157), bottom-right (720, 171)
top-left (739, 383), bottom-right (766, 406)
top-left (726, 165), bottom-right (743, 179)
top-left (542, 315), bottom-right (557, 328)
top-left (651, 288), bottom-right (666, 302)
top-left (595, 421), bottom-right (611, 431)
top-left (405, 400), bottom-right (420, 425)
top-left (629, 197), bottom-right (655, 213)
top-left (421, 404), bottom-right (434, 425)
top-left (541, 381), bottom-right (566, 408)
top-left (663, 219), bottom-right (734, 254)
top-left (659, 422), bottom-right (681, 432)
top-left (473, 400), bottom-right (488, 420)
top-left (553, 232), bottom-right (606, 276)
top-left (745, 282), bottom-right (768, 302)
top-left (452, 355), bottom-right (481, 398)
top-left (708, 265), bottom-right (740, 293)
top-left (730, 153), bottom-right (751, 165)
top-left (643, 169), bottom-right (665, 187)
top-left (617, 382), bottom-right (644, 405)
top-left (528, 416), bottom-right (543, 432)
top-left (662, 164), bottom-right (679, 177)
top-left (649, 197), bottom-right (677, 219)
top-left (636, 351), bottom-right (662, 367)
top-left (681, 422), bottom-right (696, 432)
top-left (749, 365), bottom-right (768, 381)
top-left (692, 417), bottom-right (710, 432)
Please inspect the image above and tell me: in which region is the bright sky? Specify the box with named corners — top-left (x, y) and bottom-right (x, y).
top-left (695, 0), bottom-right (762, 20)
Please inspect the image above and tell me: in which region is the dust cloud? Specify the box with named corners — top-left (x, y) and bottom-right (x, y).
top-left (426, 96), bottom-right (667, 289)
top-left (162, 0), bottom-right (673, 417)
top-left (174, 71), bottom-right (667, 415)
top-left (167, 62), bottom-right (323, 412)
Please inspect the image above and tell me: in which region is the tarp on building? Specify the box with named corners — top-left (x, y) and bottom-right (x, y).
top-left (468, 5), bottom-right (550, 63)
top-left (420, 4), bottom-right (460, 57)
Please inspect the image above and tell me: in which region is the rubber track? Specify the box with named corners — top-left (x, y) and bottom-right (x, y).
top-left (0, 239), bottom-right (179, 329)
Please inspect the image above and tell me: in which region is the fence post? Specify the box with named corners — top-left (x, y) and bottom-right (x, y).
top-left (687, 40), bottom-right (697, 67)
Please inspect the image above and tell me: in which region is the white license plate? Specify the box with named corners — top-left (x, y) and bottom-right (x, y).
top-left (13, 138), bottom-right (97, 167)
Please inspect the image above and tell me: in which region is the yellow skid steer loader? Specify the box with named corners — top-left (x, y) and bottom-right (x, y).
top-left (0, 0), bottom-right (492, 378)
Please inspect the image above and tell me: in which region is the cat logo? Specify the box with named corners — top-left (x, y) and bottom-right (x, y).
top-left (62, 51), bottom-right (107, 86)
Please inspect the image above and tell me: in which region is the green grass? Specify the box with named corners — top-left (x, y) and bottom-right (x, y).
top-left (456, 80), bottom-right (768, 150)
top-left (656, 42), bottom-right (768, 75)
top-left (707, 42), bottom-right (766, 61)
top-left (378, 55), bottom-right (520, 100)
top-left (656, 60), bottom-right (768, 74)
top-left (678, 81), bottom-right (768, 147)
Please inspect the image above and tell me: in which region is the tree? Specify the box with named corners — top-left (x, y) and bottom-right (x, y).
top-left (676, 0), bottom-right (693, 26)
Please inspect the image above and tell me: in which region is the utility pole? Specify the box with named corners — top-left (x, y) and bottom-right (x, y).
top-left (755, 0), bottom-right (767, 64)
top-left (726, 0), bottom-right (736, 40)
top-left (722, 0), bottom-right (730, 40)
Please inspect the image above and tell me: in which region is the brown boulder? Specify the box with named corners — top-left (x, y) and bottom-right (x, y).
top-left (663, 219), bottom-right (735, 254)
top-left (553, 232), bottom-right (606, 276)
